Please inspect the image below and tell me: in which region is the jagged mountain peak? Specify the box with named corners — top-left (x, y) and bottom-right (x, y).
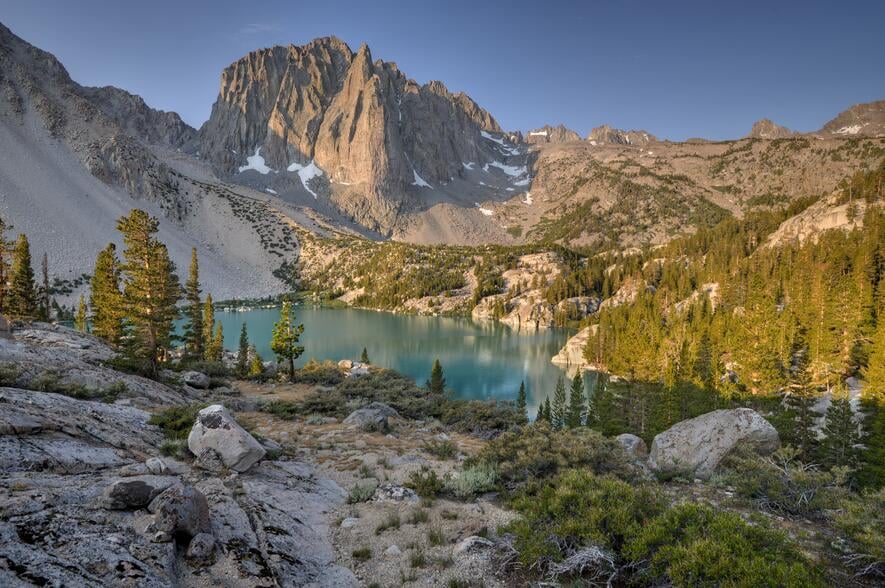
top-left (747, 118), bottom-right (793, 139)
top-left (525, 124), bottom-right (581, 144)
top-left (587, 124), bottom-right (657, 146)
top-left (819, 100), bottom-right (885, 137)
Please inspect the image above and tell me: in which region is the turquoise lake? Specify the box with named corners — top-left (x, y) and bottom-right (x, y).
top-left (213, 305), bottom-right (587, 416)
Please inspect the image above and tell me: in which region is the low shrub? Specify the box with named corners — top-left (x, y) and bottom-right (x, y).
top-left (440, 399), bottom-right (523, 436)
top-left (444, 462), bottom-right (498, 500)
top-left (468, 422), bottom-right (637, 490)
top-left (423, 439), bottom-right (458, 460)
top-left (346, 483), bottom-right (376, 504)
top-left (294, 359), bottom-right (345, 386)
top-left (505, 469), bottom-right (823, 586)
top-left (159, 439), bottom-right (189, 459)
top-left (375, 513), bottom-right (401, 535)
top-left (178, 360), bottom-right (230, 377)
top-left (721, 446), bottom-right (848, 517)
top-left (833, 488), bottom-right (885, 579)
top-left (406, 466), bottom-right (444, 497)
top-left (351, 547), bottom-right (372, 561)
top-left (149, 403), bottom-right (208, 439)
top-left (626, 503), bottom-right (824, 586)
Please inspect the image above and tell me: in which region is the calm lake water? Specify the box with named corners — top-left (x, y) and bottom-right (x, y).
top-left (214, 305), bottom-right (585, 416)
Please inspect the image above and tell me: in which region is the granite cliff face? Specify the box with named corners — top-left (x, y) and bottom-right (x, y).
top-left (198, 38), bottom-right (507, 232)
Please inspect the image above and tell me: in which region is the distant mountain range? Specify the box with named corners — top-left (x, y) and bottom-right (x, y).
top-left (0, 21), bottom-right (882, 299)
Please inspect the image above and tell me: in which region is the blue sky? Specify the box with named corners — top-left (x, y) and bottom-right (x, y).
top-left (1, 0), bottom-right (882, 140)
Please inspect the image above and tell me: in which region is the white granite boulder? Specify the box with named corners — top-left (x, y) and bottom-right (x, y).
top-left (187, 404), bottom-right (265, 472)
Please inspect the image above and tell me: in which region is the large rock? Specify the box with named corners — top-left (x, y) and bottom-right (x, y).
top-left (148, 484), bottom-right (210, 540)
top-left (551, 325), bottom-right (597, 370)
top-left (615, 434), bottom-right (648, 460)
top-left (648, 408), bottom-right (780, 479)
top-left (187, 405), bottom-right (266, 472)
top-left (343, 402), bottom-right (398, 431)
top-left (101, 475), bottom-right (179, 510)
top-left (182, 371), bottom-right (210, 389)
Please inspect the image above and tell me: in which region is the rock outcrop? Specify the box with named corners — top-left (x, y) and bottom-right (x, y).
top-left (648, 408), bottom-right (780, 479)
top-left (343, 402), bottom-right (398, 431)
top-left (551, 325), bottom-right (596, 370)
top-left (187, 404), bottom-right (266, 472)
top-left (587, 125), bottom-right (657, 146)
top-left (615, 433), bottom-right (648, 459)
top-left (819, 100), bottom-right (885, 137)
top-left (746, 118), bottom-right (793, 139)
top-left (525, 124), bottom-right (581, 144)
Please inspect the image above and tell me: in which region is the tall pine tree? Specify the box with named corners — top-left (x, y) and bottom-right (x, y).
top-left (428, 359), bottom-right (446, 395)
top-left (271, 300), bottom-right (304, 381)
top-left (551, 375), bottom-right (567, 429)
top-left (516, 381), bottom-right (527, 423)
top-left (7, 234), bottom-right (37, 318)
top-left (90, 244), bottom-right (124, 346)
top-left (0, 217), bottom-right (10, 314)
top-left (74, 294), bottom-right (88, 332)
top-left (116, 210), bottom-right (180, 376)
top-left (183, 248), bottom-right (204, 359)
top-left (202, 294), bottom-right (215, 360)
top-left (566, 372), bottom-right (584, 428)
top-left (236, 322), bottom-right (249, 376)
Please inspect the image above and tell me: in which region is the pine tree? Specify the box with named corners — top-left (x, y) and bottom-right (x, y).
top-left (89, 244), bottom-right (124, 346)
top-left (209, 323), bottom-right (224, 362)
top-left (566, 372), bottom-right (584, 428)
top-left (183, 248), bottom-right (203, 359)
top-left (37, 253), bottom-right (50, 321)
top-left (270, 300), bottom-right (304, 381)
top-left (361, 347), bottom-right (370, 364)
top-left (0, 217), bottom-right (10, 314)
top-left (535, 400), bottom-right (545, 423)
top-left (551, 375), bottom-right (567, 429)
top-left (859, 317), bottom-right (885, 487)
top-left (783, 333), bottom-right (819, 459)
top-left (116, 209), bottom-right (180, 376)
top-left (544, 396), bottom-right (552, 423)
top-left (428, 359), bottom-right (446, 395)
top-left (821, 382), bottom-right (860, 469)
top-left (516, 380), bottom-right (527, 423)
top-left (236, 322), bottom-right (249, 376)
top-left (585, 373), bottom-right (603, 429)
top-left (74, 294), bottom-right (88, 332)
top-left (7, 234), bottom-right (37, 318)
top-left (202, 294), bottom-right (215, 360)
top-left (248, 344), bottom-right (264, 377)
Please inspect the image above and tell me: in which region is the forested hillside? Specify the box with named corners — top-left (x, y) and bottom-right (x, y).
top-left (564, 163), bottom-right (885, 487)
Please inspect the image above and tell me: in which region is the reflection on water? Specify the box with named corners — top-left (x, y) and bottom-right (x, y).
top-left (213, 306), bottom-right (591, 416)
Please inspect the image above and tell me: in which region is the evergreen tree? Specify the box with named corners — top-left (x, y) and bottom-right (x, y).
top-left (7, 234), bottom-right (37, 318)
top-left (820, 382), bottom-right (860, 470)
top-left (566, 372), bottom-right (584, 428)
top-left (361, 347), bottom-right (370, 364)
top-left (183, 248), bottom-right (203, 359)
top-left (0, 217), bottom-right (10, 314)
top-left (551, 375), bottom-right (567, 429)
top-left (585, 373), bottom-right (603, 429)
top-left (116, 209), bottom-right (180, 376)
top-left (248, 344), bottom-right (264, 377)
top-left (534, 400), bottom-right (545, 423)
top-left (860, 317), bottom-right (885, 487)
top-left (271, 300), bottom-right (304, 381)
top-left (202, 294), bottom-right (215, 360)
top-left (783, 333), bottom-right (819, 459)
top-left (544, 396), bottom-right (552, 423)
top-left (89, 244), bottom-right (124, 346)
top-left (428, 359), bottom-right (446, 395)
top-left (37, 253), bottom-right (50, 321)
top-left (516, 380), bottom-right (527, 423)
top-left (209, 323), bottom-right (224, 362)
top-left (74, 294), bottom-right (88, 332)
top-left (236, 322), bottom-right (249, 376)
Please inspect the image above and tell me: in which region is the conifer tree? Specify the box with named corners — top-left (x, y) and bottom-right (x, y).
top-left (566, 372), bottom-right (584, 428)
top-left (209, 323), bottom-right (224, 362)
top-left (516, 380), bottom-right (527, 423)
top-left (544, 396), bottom-right (552, 423)
top-left (821, 382), bottom-right (860, 469)
top-left (0, 217), bottom-right (10, 314)
top-left (859, 317), bottom-right (885, 487)
top-left (236, 322), bottom-right (249, 376)
top-left (7, 234), bottom-right (37, 318)
top-left (90, 244), bottom-right (124, 346)
top-left (74, 294), bottom-right (88, 332)
top-left (271, 300), bottom-right (304, 381)
top-left (248, 344), bottom-right (264, 377)
top-left (361, 347), bottom-right (370, 364)
top-left (783, 333), bottom-right (819, 459)
top-left (534, 401), bottom-right (545, 423)
top-left (116, 209), bottom-right (180, 376)
top-left (551, 375), bottom-right (567, 429)
top-left (428, 359), bottom-right (446, 395)
top-left (37, 253), bottom-right (50, 321)
top-left (202, 294), bottom-right (215, 360)
top-left (183, 248), bottom-right (203, 359)
top-left (585, 373), bottom-right (603, 429)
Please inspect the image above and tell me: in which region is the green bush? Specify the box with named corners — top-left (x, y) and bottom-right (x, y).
top-left (444, 462), bottom-right (498, 500)
top-left (423, 439), bottom-right (458, 460)
top-left (440, 399), bottom-right (523, 436)
top-left (468, 422), bottom-right (637, 490)
top-left (505, 470), bottom-right (822, 586)
top-left (346, 482), bottom-right (377, 504)
top-left (406, 466), bottom-right (444, 497)
top-left (149, 403), bottom-right (208, 439)
top-left (294, 359), bottom-right (345, 386)
top-left (833, 488), bottom-right (885, 579)
top-left (626, 503), bottom-right (824, 587)
top-left (721, 446), bottom-right (848, 517)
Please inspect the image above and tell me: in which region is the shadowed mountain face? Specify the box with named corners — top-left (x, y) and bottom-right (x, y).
top-left (747, 118), bottom-right (793, 139)
top-left (197, 37), bottom-right (510, 232)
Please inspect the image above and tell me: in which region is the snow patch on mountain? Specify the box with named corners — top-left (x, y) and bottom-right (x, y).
top-left (484, 161), bottom-right (527, 177)
top-left (412, 169), bottom-right (432, 188)
top-left (287, 160), bottom-right (324, 198)
top-left (475, 203), bottom-right (494, 216)
top-left (239, 147), bottom-right (274, 174)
